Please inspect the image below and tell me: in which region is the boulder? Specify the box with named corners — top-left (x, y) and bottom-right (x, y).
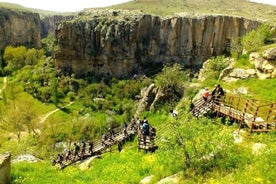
top-left (263, 48), bottom-right (276, 61)
top-left (135, 84), bottom-right (156, 117)
top-left (222, 68), bottom-right (256, 82)
top-left (12, 154), bottom-right (40, 163)
top-left (140, 175), bottom-right (154, 184)
top-left (249, 52), bottom-right (264, 66)
top-left (157, 174), bottom-right (181, 184)
top-left (256, 60), bottom-right (275, 79)
top-left (233, 87), bottom-right (248, 95)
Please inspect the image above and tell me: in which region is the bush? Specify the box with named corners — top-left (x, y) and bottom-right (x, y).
top-left (3, 46), bottom-right (44, 74)
top-left (241, 23), bottom-right (275, 53)
top-left (200, 56), bottom-right (230, 84)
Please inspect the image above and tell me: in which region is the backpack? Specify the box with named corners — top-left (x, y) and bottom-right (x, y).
top-left (142, 123), bottom-right (149, 135)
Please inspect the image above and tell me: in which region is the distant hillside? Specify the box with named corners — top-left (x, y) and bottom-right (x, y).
top-left (1, 0), bottom-right (275, 23)
top-left (0, 2), bottom-right (72, 17)
top-left (109, 0), bottom-right (276, 23)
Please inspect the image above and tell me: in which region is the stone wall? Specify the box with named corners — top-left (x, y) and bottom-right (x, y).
top-left (0, 153), bottom-right (11, 184)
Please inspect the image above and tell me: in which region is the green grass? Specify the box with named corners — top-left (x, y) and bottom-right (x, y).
top-left (234, 54), bottom-right (255, 69)
top-left (222, 78), bottom-right (276, 102)
top-left (109, 0), bottom-right (276, 23)
top-left (0, 2), bottom-right (31, 11)
top-left (11, 143), bottom-right (157, 184)
top-left (10, 116), bottom-right (276, 184)
top-left (0, 2), bottom-right (73, 17)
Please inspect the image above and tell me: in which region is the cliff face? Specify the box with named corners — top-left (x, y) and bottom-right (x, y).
top-left (0, 8), bottom-right (41, 49)
top-left (55, 10), bottom-right (260, 78)
top-left (41, 15), bottom-right (74, 38)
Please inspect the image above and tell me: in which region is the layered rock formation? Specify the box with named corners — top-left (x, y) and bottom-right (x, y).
top-left (0, 8), bottom-right (41, 49)
top-left (55, 9), bottom-right (260, 78)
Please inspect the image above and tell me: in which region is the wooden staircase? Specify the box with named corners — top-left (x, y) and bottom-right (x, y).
top-left (52, 125), bottom-right (138, 169)
top-left (53, 123), bottom-right (158, 169)
top-left (137, 128), bottom-right (158, 152)
top-left (191, 96), bottom-right (213, 117)
top-left (191, 94), bottom-right (276, 133)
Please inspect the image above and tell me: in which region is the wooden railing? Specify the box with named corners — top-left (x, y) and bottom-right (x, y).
top-left (192, 93), bottom-right (276, 132)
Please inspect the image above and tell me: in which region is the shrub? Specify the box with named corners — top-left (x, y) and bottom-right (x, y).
top-left (200, 56), bottom-right (230, 84)
top-left (241, 23), bottom-right (275, 53)
top-left (3, 46), bottom-right (44, 74)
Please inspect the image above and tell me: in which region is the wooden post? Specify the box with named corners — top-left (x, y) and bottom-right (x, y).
top-left (266, 103), bottom-right (274, 130)
top-left (251, 105), bottom-right (259, 132)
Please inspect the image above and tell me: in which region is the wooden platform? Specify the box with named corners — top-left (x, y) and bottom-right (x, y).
top-left (53, 125), bottom-right (138, 169)
top-left (192, 94), bottom-right (276, 133)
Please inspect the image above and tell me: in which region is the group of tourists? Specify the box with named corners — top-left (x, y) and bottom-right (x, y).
top-left (53, 116), bottom-right (157, 168)
top-left (202, 84), bottom-right (225, 103)
top-left (53, 140), bottom-right (94, 167)
top-left (135, 117), bottom-right (156, 145)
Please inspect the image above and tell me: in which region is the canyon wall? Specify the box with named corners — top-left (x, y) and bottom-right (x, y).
top-left (0, 8), bottom-right (41, 49)
top-left (0, 7), bottom-right (73, 50)
top-left (41, 15), bottom-right (74, 38)
top-left (55, 10), bottom-right (261, 78)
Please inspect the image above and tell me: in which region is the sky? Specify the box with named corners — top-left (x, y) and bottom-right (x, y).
top-left (0, 0), bottom-right (275, 12)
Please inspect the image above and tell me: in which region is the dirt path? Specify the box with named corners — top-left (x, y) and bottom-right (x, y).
top-left (38, 102), bottom-right (74, 124)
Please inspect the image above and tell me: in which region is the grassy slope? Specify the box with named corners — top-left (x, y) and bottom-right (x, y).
top-left (0, 2), bottom-right (72, 17)
top-left (1, 0), bottom-right (275, 183)
top-left (1, 0), bottom-right (276, 22)
top-left (109, 0), bottom-right (276, 22)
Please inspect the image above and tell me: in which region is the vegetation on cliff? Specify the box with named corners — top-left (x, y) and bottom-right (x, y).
top-left (110, 0), bottom-right (276, 23)
top-left (0, 2), bottom-right (276, 183)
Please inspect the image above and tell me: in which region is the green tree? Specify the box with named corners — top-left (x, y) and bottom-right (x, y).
top-left (50, 73), bottom-right (58, 105)
top-left (241, 30), bottom-right (263, 53)
top-left (0, 95), bottom-right (37, 142)
top-left (230, 37), bottom-right (243, 59)
top-left (41, 33), bottom-right (57, 57)
top-left (200, 56), bottom-right (230, 84)
top-left (154, 63), bottom-right (186, 103)
top-left (241, 23), bottom-right (275, 53)
top-left (158, 115), bottom-right (243, 177)
top-left (3, 46), bottom-right (27, 73)
top-left (25, 48), bottom-right (41, 65)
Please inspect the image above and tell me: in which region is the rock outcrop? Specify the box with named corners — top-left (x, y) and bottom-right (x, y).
top-left (219, 47), bottom-right (276, 82)
top-left (252, 48), bottom-right (276, 79)
top-left (0, 153), bottom-right (11, 184)
top-left (55, 9), bottom-right (260, 78)
top-left (40, 15), bottom-right (74, 38)
top-left (0, 7), bottom-right (41, 49)
top-left (0, 7), bottom-right (74, 50)
top-left (135, 84), bottom-right (157, 117)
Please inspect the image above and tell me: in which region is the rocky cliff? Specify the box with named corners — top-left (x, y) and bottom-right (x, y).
top-left (41, 15), bottom-right (74, 38)
top-left (55, 9), bottom-right (261, 78)
top-left (0, 7), bottom-right (41, 49)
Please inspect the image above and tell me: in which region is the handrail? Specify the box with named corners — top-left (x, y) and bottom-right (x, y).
top-left (192, 92), bottom-right (276, 132)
